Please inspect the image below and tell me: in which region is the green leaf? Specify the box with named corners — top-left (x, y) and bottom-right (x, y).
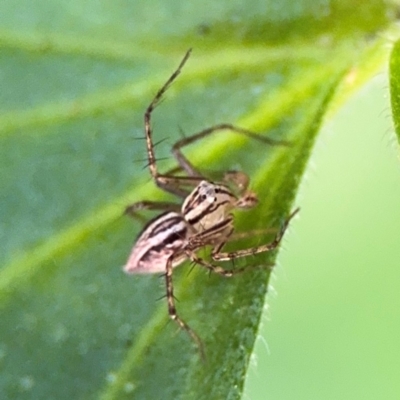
top-left (390, 38), bottom-right (400, 141)
top-left (0, 1), bottom-right (396, 399)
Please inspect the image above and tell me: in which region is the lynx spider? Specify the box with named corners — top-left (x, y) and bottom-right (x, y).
top-left (124, 49), bottom-right (299, 359)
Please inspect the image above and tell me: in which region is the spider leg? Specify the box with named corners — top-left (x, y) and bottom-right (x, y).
top-left (212, 208), bottom-right (300, 261)
top-left (172, 123), bottom-right (290, 177)
top-left (185, 250), bottom-right (273, 277)
top-left (143, 49), bottom-right (207, 197)
top-left (184, 220), bottom-right (270, 277)
top-left (124, 200), bottom-right (181, 224)
top-left (165, 253), bottom-right (205, 361)
top-left (227, 227), bottom-right (278, 241)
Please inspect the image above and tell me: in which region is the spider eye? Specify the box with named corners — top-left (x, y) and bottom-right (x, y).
top-left (200, 194), bottom-right (207, 201)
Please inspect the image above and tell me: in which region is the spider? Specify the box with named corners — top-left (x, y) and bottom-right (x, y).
top-left (123, 49), bottom-right (299, 359)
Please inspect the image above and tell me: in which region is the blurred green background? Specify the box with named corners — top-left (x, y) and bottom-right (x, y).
top-left (245, 76), bottom-right (400, 399)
